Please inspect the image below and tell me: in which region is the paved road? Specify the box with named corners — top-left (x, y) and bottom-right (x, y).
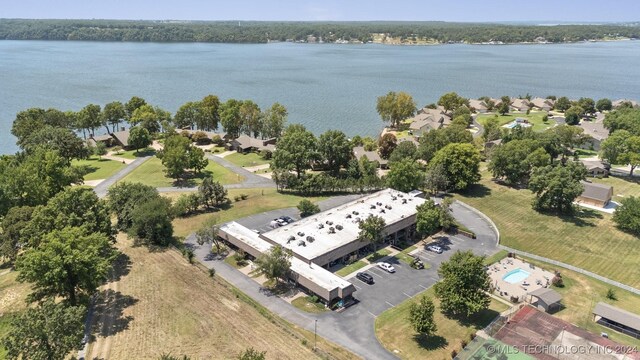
top-left (185, 197), bottom-right (499, 360)
top-left (93, 156), bottom-right (152, 198)
top-left (472, 116), bottom-right (484, 139)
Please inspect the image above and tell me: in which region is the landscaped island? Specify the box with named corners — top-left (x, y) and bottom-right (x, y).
top-left (1, 19), bottom-right (639, 44)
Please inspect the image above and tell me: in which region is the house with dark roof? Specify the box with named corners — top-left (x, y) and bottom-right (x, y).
top-left (352, 146), bottom-right (387, 169)
top-left (580, 159), bottom-right (610, 177)
top-left (229, 134), bottom-right (276, 153)
top-left (468, 99), bottom-right (489, 113)
top-left (593, 302), bottom-right (640, 339)
top-left (577, 181), bottom-right (613, 208)
top-left (527, 287), bottom-right (562, 313)
top-left (530, 97), bottom-right (555, 111)
top-left (87, 130), bottom-right (130, 149)
top-left (510, 98), bottom-right (532, 112)
top-left (612, 99), bottom-right (639, 109)
top-left (579, 120), bottom-right (609, 151)
top-left (409, 108), bottom-right (452, 136)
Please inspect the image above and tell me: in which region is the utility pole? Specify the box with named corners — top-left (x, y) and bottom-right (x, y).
top-left (314, 319), bottom-right (318, 350)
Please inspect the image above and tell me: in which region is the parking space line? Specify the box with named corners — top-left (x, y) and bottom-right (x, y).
top-left (385, 301), bottom-right (395, 307)
top-left (368, 311), bottom-right (376, 317)
top-left (368, 269), bottom-right (385, 278)
top-left (418, 284), bottom-right (428, 290)
top-left (352, 284), bottom-right (361, 290)
top-left (403, 292), bottom-right (412, 298)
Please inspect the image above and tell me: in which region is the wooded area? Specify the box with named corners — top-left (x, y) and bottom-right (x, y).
top-left (1, 19), bottom-right (639, 43)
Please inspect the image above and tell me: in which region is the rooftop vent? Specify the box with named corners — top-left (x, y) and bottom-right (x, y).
top-left (402, 199), bottom-right (407, 204)
top-left (287, 235), bottom-right (295, 244)
top-left (336, 224), bottom-right (343, 231)
top-left (346, 214), bottom-right (352, 219)
top-left (298, 240), bottom-right (306, 247)
top-left (306, 236), bottom-right (315, 242)
top-left (379, 209), bottom-right (386, 213)
top-left (398, 194), bottom-right (404, 198)
top-left (391, 196), bottom-right (397, 201)
top-left (370, 205), bottom-right (376, 209)
top-left (328, 227), bottom-right (335, 234)
top-left (376, 202), bottom-right (382, 206)
top-left (317, 223), bottom-right (324, 229)
top-left (297, 231), bottom-right (305, 237)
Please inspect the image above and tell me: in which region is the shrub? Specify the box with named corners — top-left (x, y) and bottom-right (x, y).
top-left (469, 333), bottom-right (476, 341)
top-left (259, 150), bottom-right (272, 160)
top-left (192, 131), bottom-right (210, 145)
top-left (451, 349), bottom-right (458, 359)
top-left (211, 134), bottom-right (224, 146)
top-left (542, 114), bottom-right (549, 122)
top-left (234, 195), bottom-right (242, 202)
top-left (606, 288), bottom-right (617, 301)
top-left (208, 268), bottom-right (216, 277)
top-left (297, 199), bottom-right (320, 218)
top-left (240, 193), bottom-right (249, 200)
top-left (185, 248), bottom-right (195, 264)
top-left (551, 275), bottom-right (564, 288)
top-left (460, 339), bottom-right (467, 348)
top-left (307, 295), bottom-right (319, 303)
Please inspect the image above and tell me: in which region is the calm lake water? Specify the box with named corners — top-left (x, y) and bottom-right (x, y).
top-left (1, 40), bottom-right (640, 154)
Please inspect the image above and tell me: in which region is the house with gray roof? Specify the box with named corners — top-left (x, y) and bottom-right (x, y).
top-left (468, 99), bottom-right (489, 113)
top-left (527, 287), bottom-right (562, 313)
top-left (353, 146), bottom-right (387, 168)
top-left (579, 120), bottom-right (609, 151)
top-left (577, 181), bottom-right (613, 208)
top-left (530, 97), bottom-right (554, 111)
top-left (229, 134), bottom-right (276, 153)
top-left (593, 302), bottom-right (640, 339)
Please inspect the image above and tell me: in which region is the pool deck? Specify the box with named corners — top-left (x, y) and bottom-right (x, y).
top-left (488, 257), bottom-right (555, 302)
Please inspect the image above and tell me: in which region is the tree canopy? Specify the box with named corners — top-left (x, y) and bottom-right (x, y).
top-left (386, 158), bottom-right (425, 193)
top-left (255, 245), bottom-right (292, 284)
top-left (489, 139), bottom-right (550, 185)
top-left (376, 91), bottom-right (416, 128)
top-left (272, 124), bottom-right (317, 178)
top-left (528, 162), bottom-right (586, 213)
top-left (408, 295), bottom-right (437, 337)
top-left (428, 143), bottom-right (481, 191)
top-left (613, 196), bottom-right (640, 235)
top-left (358, 214), bottom-right (386, 251)
top-left (434, 250), bottom-right (490, 317)
top-left (318, 130), bottom-right (352, 174)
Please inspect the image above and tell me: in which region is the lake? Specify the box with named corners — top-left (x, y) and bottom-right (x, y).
top-left (1, 40), bottom-right (639, 154)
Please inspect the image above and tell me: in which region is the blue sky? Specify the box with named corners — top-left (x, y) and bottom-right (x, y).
top-left (3, 0), bottom-right (640, 22)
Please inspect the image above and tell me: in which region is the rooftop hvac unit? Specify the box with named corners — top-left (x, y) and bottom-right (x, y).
top-left (370, 205), bottom-right (376, 209)
top-left (398, 194), bottom-right (404, 198)
top-left (402, 199), bottom-right (407, 204)
top-left (346, 214), bottom-right (352, 219)
top-left (287, 235), bottom-right (295, 244)
top-left (379, 209), bottom-right (386, 213)
top-left (298, 240), bottom-right (306, 247)
top-left (306, 235), bottom-right (315, 242)
top-left (328, 227), bottom-right (335, 234)
top-left (391, 196), bottom-right (397, 201)
top-left (335, 224), bottom-right (343, 230)
top-left (317, 223), bottom-right (324, 229)
top-left (297, 231), bottom-right (305, 237)
top-left (352, 211), bottom-right (359, 215)
top-left (376, 202), bottom-right (382, 206)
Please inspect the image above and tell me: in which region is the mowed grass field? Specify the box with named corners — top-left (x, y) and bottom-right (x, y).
top-left (121, 157), bottom-right (242, 188)
top-left (165, 188), bottom-right (327, 237)
top-left (454, 169), bottom-right (640, 288)
top-left (86, 234), bottom-right (357, 360)
top-left (476, 112), bottom-right (552, 132)
top-left (113, 147), bottom-right (156, 159)
top-left (0, 267), bottom-right (31, 359)
top-left (375, 288), bottom-right (509, 360)
top-left (73, 156), bottom-right (127, 181)
top-left (224, 152), bottom-right (271, 168)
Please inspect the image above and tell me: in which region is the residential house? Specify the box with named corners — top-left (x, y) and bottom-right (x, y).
top-left (484, 139), bottom-right (503, 156)
top-left (510, 98), bottom-right (532, 112)
top-left (530, 97), bottom-right (554, 111)
top-left (612, 99), bottom-right (639, 109)
top-left (229, 134), bottom-right (277, 153)
top-left (577, 181), bottom-right (613, 208)
top-left (580, 159), bottom-right (609, 177)
top-left (88, 130), bottom-right (130, 149)
top-left (409, 107), bottom-right (452, 136)
top-left (468, 99), bottom-right (489, 113)
top-left (579, 120), bottom-right (609, 151)
top-left (353, 146), bottom-right (388, 169)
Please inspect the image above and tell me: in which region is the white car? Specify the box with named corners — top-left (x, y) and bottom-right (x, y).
top-left (378, 262), bottom-right (396, 273)
top-left (427, 245), bottom-right (443, 254)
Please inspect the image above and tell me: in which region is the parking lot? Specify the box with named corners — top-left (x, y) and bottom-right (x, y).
top-left (343, 233), bottom-right (496, 317)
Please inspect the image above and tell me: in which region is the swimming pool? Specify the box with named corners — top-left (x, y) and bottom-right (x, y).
top-left (502, 268), bottom-right (531, 284)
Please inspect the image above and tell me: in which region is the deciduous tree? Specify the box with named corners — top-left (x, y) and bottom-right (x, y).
top-left (564, 105), bottom-right (584, 125)
top-left (596, 98), bottom-right (613, 112)
top-left (438, 92), bottom-right (467, 116)
top-left (358, 214), bottom-right (386, 251)
top-left (102, 101), bottom-right (126, 132)
top-left (408, 296), bottom-right (437, 336)
top-left (237, 348), bottom-right (266, 360)
top-left (128, 126), bottom-right (152, 153)
top-left (377, 133), bottom-right (397, 160)
top-left (240, 100), bottom-right (263, 138)
top-left (415, 200), bottom-right (441, 236)
top-left (554, 96), bottom-right (571, 112)
top-left (125, 96), bottom-right (147, 120)
top-left (272, 124), bottom-right (317, 178)
top-left (220, 99), bottom-right (244, 138)
top-left (528, 162), bottom-right (586, 213)
top-left (0, 206), bottom-right (34, 262)
top-left (489, 139), bottom-right (550, 185)
top-left (107, 182), bottom-right (160, 231)
top-left (255, 245), bottom-right (292, 284)
top-left (297, 199), bottom-right (320, 218)
top-left (434, 250), bottom-right (490, 317)
top-left (199, 94), bottom-right (221, 131)
top-left (376, 91), bottom-right (416, 128)
top-left (198, 176), bottom-right (228, 208)
top-left (129, 197), bottom-right (174, 246)
top-left (318, 130), bottom-right (352, 174)
top-left (613, 196), bottom-right (640, 235)
top-left (386, 158), bottom-right (425, 193)
top-left (603, 107), bottom-right (640, 135)
top-left (261, 103), bottom-right (288, 139)
top-left (428, 143), bottom-right (481, 191)
top-left (388, 141), bottom-right (417, 164)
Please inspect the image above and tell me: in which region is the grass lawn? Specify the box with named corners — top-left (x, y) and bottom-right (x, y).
top-left (453, 168), bottom-right (640, 288)
top-left (223, 255), bottom-right (248, 269)
top-left (483, 250), bottom-right (509, 266)
top-left (167, 189), bottom-right (327, 237)
top-left (591, 176), bottom-right (640, 202)
top-left (0, 267), bottom-right (31, 358)
top-left (291, 297), bottom-right (327, 314)
top-left (574, 148), bottom-right (598, 158)
top-left (366, 248), bottom-right (392, 262)
top-left (120, 157), bottom-right (242, 188)
top-left (224, 152), bottom-right (271, 168)
top-left (112, 147), bottom-right (156, 159)
top-left (335, 261), bottom-right (367, 277)
top-left (73, 156), bottom-right (127, 181)
top-left (519, 256), bottom-right (640, 347)
top-left (375, 287), bottom-right (509, 360)
top-left (476, 112), bottom-right (552, 132)
top-left (85, 234), bottom-right (356, 360)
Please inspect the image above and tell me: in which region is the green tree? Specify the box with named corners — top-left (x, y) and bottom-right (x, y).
top-left (488, 140), bottom-right (550, 185)
top-left (497, 96), bottom-right (511, 115)
top-left (78, 104), bottom-right (102, 137)
top-left (261, 103), bottom-right (288, 139)
top-left (388, 141), bottom-right (417, 164)
top-left (128, 126), bottom-right (152, 153)
top-left (130, 104), bottom-right (167, 134)
top-left (129, 197), bottom-right (174, 246)
top-left (11, 108), bottom-right (74, 146)
top-left (603, 107), bottom-right (640, 135)
top-left (358, 214), bottom-right (386, 251)
top-left (3, 299), bottom-right (85, 360)
top-left (600, 130), bottom-right (631, 166)
top-left (199, 94), bottom-right (221, 131)
top-left (386, 158), bottom-right (425, 193)
top-left (0, 206), bottom-right (34, 261)
top-left (564, 105), bottom-right (584, 125)
top-left (424, 162), bottom-right (449, 195)
top-left (272, 124), bottom-right (317, 178)
top-left (198, 176), bottom-right (228, 208)
top-left (102, 101), bottom-right (126, 132)
top-left (483, 117), bottom-right (503, 142)
top-left (94, 141), bottom-right (107, 158)
top-left (255, 245), bottom-right (292, 284)
top-left (415, 200), bottom-right (441, 236)
top-left (377, 133), bottom-right (398, 160)
top-left (416, 125), bottom-right (473, 162)
top-left (24, 187), bottom-right (114, 247)
top-left (174, 101), bottom-right (202, 130)
top-left (220, 99), bottom-right (244, 138)
top-left (434, 250), bottom-right (490, 317)
top-left (452, 105), bottom-right (472, 126)
top-left (318, 130), bottom-right (352, 174)
top-left (297, 199), bottom-right (320, 218)
top-left (158, 134), bottom-right (206, 179)
top-left (555, 96), bottom-right (571, 112)
top-left (528, 162), bottom-right (586, 213)
top-left (596, 98), bottom-right (613, 113)
top-left (125, 96), bottom-right (147, 120)
top-left (237, 347), bottom-right (266, 360)
top-left (438, 198), bottom-right (455, 231)
top-left (240, 100), bottom-right (263, 137)
top-left (16, 226), bottom-right (117, 305)
top-left (578, 97), bottom-right (595, 115)
top-left (613, 196), bottom-right (640, 235)
top-left (21, 126), bottom-right (89, 163)
top-left (437, 92), bottom-right (467, 116)
top-left (195, 217), bottom-right (224, 254)
top-left (107, 182), bottom-right (160, 231)
top-left (408, 296), bottom-right (437, 336)
top-left (618, 136), bottom-right (640, 176)
top-left (376, 91), bottom-right (417, 128)
top-left (428, 143), bottom-right (481, 191)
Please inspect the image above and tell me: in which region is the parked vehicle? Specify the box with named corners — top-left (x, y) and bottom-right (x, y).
top-left (411, 257), bottom-right (425, 269)
top-left (279, 216), bottom-right (295, 224)
top-left (378, 262), bottom-right (395, 273)
top-left (269, 220), bottom-right (280, 229)
top-left (427, 245), bottom-right (443, 254)
top-left (276, 218), bottom-right (288, 226)
top-left (356, 272), bottom-right (374, 284)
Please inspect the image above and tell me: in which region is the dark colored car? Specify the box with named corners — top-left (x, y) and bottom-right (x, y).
top-left (279, 216), bottom-right (295, 224)
top-left (356, 272), bottom-right (374, 284)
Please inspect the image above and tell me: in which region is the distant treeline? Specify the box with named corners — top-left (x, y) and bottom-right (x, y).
top-left (1, 19), bottom-right (640, 44)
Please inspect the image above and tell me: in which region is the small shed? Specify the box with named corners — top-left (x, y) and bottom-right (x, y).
top-left (593, 302), bottom-right (640, 339)
top-left (577, 181), bottom-right (613, 208)
top-left (527, 287), bottom-right (562, 313)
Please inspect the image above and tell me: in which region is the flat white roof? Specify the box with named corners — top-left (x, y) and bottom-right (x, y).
top-left (219, 222), bottom-right (352, 292)
top-left (261, 189), bottom-right (426, 261)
